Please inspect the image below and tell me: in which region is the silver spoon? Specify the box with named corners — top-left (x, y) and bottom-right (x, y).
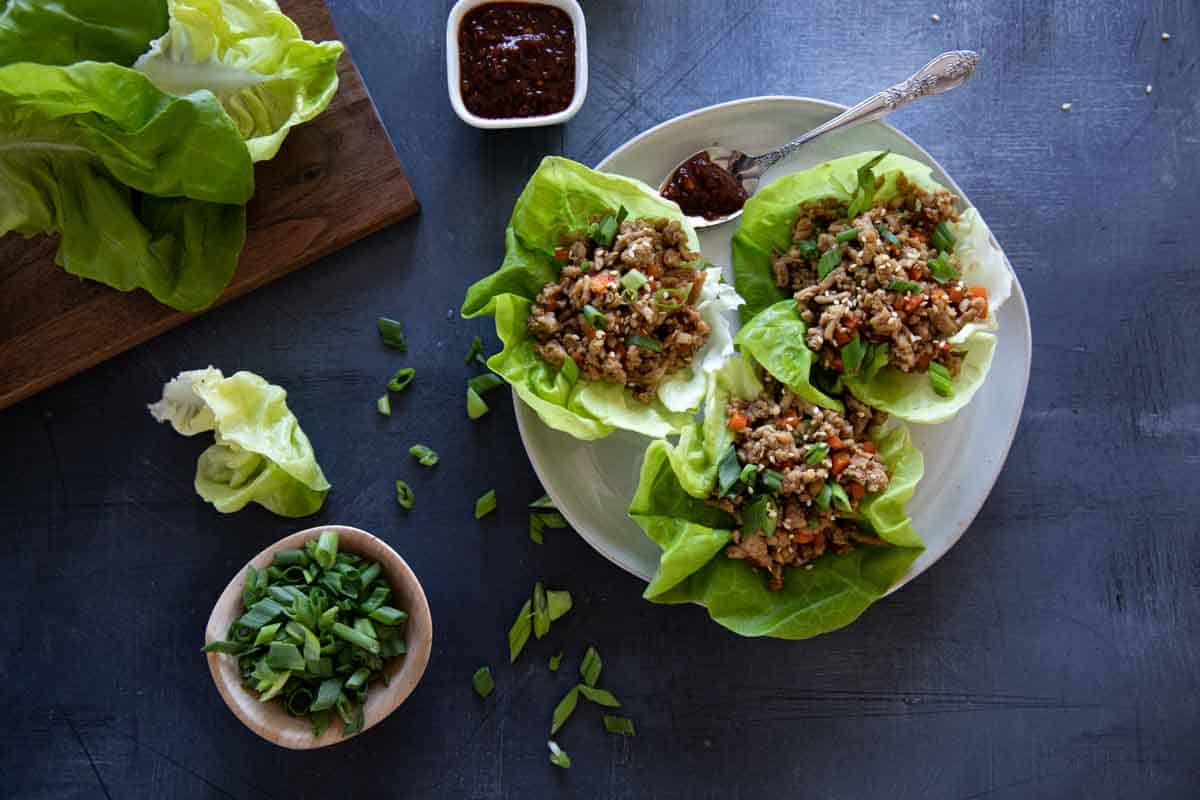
top-left (659, 50), bottom-right (981, 229)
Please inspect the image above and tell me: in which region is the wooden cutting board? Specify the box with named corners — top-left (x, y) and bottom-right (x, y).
top-left (0, 0), bottom-right (419, 411)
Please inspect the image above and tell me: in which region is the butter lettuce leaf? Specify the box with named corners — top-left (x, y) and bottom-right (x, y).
top-left (463, 156), bottom-right (743, 440)
top-left (734, 299), bottom-right (843, 413)
top-left (731, 151), bottom-right (1012, 424)
top-left (134, 0), bottom-right (344, 162)
top-left (0, 0), bottom-right (168, 67)
top-left (0, 61), bottom-right (253, 310)
top-left (150, 368), bottom-right (330, 517)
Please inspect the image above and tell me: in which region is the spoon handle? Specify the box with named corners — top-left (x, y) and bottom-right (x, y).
top-left (747, 50), bottom-right (980, 176)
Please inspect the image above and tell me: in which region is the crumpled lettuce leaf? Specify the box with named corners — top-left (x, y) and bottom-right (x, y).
top-left (0, 61), bottom-right (252, 310)
top-left (0, 0), bottom-right (168, 67)
top-left (734, 299), bottom-right (844, 413)
top-left (134, 0), bottom-right (343, 162)
top-left (149, 368), bottom-right (330, 517)
top-left (462, 156), bottom-right (744, 440)
top-left (628, 356), bottom-right (924, 639)
top-left (732, 151), bottom-right (1013, 424)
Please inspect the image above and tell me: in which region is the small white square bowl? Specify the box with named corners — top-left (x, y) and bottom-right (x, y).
top-left (446, 0), bottom-right (588, 129)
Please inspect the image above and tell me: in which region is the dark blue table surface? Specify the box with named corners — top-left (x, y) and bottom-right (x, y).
top-left (3, 1), bottom-right (1198, 798)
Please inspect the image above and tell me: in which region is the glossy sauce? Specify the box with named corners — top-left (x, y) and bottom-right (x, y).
top-left (661, 152), bottom-right (749, 220)
top-left (458, 3), bottom-right (575, 119)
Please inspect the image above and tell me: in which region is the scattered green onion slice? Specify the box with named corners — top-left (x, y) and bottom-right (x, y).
top-left (620, 269), bottom-right (648, 294)
top-left (467, 386), bottom-right (489, 419)
top-left (835, 228), bottom-right (859, 243)
top-left (603, 715), bottom-right (636, 736)
top-left (889, 279), bottom-right (922, 294)
top-left (817, 246), bottom-right (842, 279)
top-left (508, 599), bottom-right (532, 663)
top-left (716, 445), bottom-right (741, 497)
top-left (395, 480), bottom-right (414, 509)
top-left (928, 251), bottom-right (958, 284)
top-left (928, 362), bottom-right (954, 397)
top-left (760, 469), bottom-right (784, 494)
top-left (582, 304), bottom-right (608, 329)
top-left (846, 150), bottom-right (890, 218)
top-left (387, 368), bottom-right (415, 392)
top-left (465, 335), bottom-right (488, 366)
top-left (548, 740), bottom-right (571, 769)
top-left (548, 652), bottom-right (563, 671)
top-left (841, 334), bottom-right (868, 375)
top-left (805, 443), bottom-right (830, 465)
top-left (314, 530), bottom-right (338, 569)
top-left (580, 646), bottom-right (602, 687)
top-left (377, 317), bottom-right (407, 351)
top-left (815, 483), bottom-right (833, 510)
top-left (547, 590), bottom-right (572, 622)
top-left (829, 482), bottom-right (853, 512)
top-left (409, 445), bottom-right (439, 467)
top-left (931, 220), bottom-right (957, 253)
top-left (472, 667), bottom-right (495, 699)
top-left (793, 238), bottom-right (819, 259)
top-left (741, 495), bottom-right (777, 539)
top-left (551, 686), bottom-right (580, 734)
top-left (877, 223), bottom-right (901, 246)
top-left (738, 463), bottom-right (760, 485)
top-left (578, 685), bottom-right (621, 707)
top-left (474, 489), bottom-right (497, 519)
top-left (533, 582), bottom-right (550, 639)
top-left (625, 335), bottom-right (663, 353)
top-left (468, 373), bottom-right (505, 396)
top-left (376, 395), bottom-right (391, 416)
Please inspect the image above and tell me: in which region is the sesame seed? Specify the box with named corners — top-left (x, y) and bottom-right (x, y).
top-left (931, 13), bottom-right (941, 22)
top-left (1060, 102), bottom-right (1072, 111)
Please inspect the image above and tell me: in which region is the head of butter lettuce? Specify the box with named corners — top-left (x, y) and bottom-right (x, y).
top-left (732, 151), bottom-right (1013, 425)
top-left (628, 355), bottom-right (924, 640)
top-left (150, 368), bottom-right (330, 517)
top-left (461, 157), bottom-right (744, 441)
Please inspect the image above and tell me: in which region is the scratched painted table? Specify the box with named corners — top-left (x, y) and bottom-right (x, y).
top-left (2, 1), bottom-right (1197, 798)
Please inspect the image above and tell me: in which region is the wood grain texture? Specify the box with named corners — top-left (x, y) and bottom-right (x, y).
top-left (0, 0), bottom-right (418, 412)
top-left (1, 0), bottom-right (1198, 798)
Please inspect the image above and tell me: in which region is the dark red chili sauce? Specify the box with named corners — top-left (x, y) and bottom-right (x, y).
top-left (661, 151), bottom-right (748, 220)
top-left (458, 3), bottom-right (575, 119)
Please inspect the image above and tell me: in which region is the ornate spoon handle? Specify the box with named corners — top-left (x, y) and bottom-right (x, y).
top-left (741, 50), bottom-right (980, 178)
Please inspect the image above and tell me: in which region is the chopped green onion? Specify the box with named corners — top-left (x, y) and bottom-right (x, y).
top-left (559, 355), bottom-right (579, 385)
top-left (817, 246), bottom-right (842, 279)
top-left (930, 220), bottom-right (957, 253)
top-left (578, 685), bottom-right (621, 708)
top-left (928, 362), bottom-right (954, 397)
top-left (529, 515), bottom-right (544, 544)
top-left (846, 150), bottom-right (890, 219)
top-left (409, 444), bottom-right (439, 467)
top-left (829, 482), bottom-right (853, 512)
top-left (625, 335), bottom-right (663, 353)
top-left (716, 445), bottom-right (741, 497)
top-left (376, 395), bottom-right (391, 416)
top-left (741, 495), bottom-right (777, 539)
top-left (551, 686), bottom-right (580, 734)
top-left (533, 582), bottom-right (550, 639)
top-left (468, 373), bottom-right (505, 396)
top-left (474, 489), bottom-right (496, 519)
top-left (582, 304), bottom-right (608, 330)
top-left (508, 599), bottom-right (532, 663)
top-left (465, 335), bottom-right (487, 366)
top-left (547, 590), bottom-right (572, 621)
top-left (395, 480), bottom-right (414, 509)
top-left (530, 494), bottom-right (555, 508)
top-left (580, 646), bottom-right (602, 687)
top-left (805, 443), bottom-right (830, 465)
top-left (889, 279), bottom-right (922, 294)
top-left (620, 269), bottom-right (648, 294)
top-left (466, 386), bottom-right (489, 419)
top-left (841, 334), bottom-right (868, 375)
top-left (877, 223), bottom-right (901, 246)
top-left (266, 641), bottom-right (306, 672)
top-left (314, 530), bottom-right (338, 569)
top-left (835, 228), bottom-right (859, 243)
top-left (253, 622), bottom-right (282, 647)
top-left (928, 251), bottom-right (959, 284)
top-left (344, 667), bottom-right (370, 692)
top-left (309, 677), bottom-right (343, 712)
top-left (201, 640), bottom-right (245, 655)
top-left (760, 469), bottom-right (784, 494)
top-left (548, 740), bottom-right (571, 769)
top-left (332, 622), bottom-right (380, 655)
top-left (273, 549), bottom-right (309, 568)
top-left (793, 238), bottom-right (819, 259)
top-left (815, 482), bottom-right (833, 510)
top-left (603, 715), bottom-right (636, 736)
top-left (368, 606), bottom-right (407, 626)
top-left (377, 317), bottom-right (407, 351)
top-left (548, 652), bottom-right (563, 671)
top-left (472, 667), bottom-right (495, 699)
top-left (738, 463), bottom-right (760, 485)
top-left (580, 258), bottom-right (592, 272)
top-left (387, 368), bottom-right (415, 392)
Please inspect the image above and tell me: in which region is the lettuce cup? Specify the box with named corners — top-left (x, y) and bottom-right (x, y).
top-left (462, 157), bottom-right (742, 440)
top-left (628, 355), bottom-right (924, 640)
top-left (732, 151), bottom-right (1011, 424)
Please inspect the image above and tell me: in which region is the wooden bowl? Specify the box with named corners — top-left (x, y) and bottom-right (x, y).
top-left (205, 524), bottom-right (433, 749)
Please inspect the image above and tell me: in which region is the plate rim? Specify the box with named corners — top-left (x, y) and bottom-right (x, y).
top-left (515, 94), bottom-right (1032, 594)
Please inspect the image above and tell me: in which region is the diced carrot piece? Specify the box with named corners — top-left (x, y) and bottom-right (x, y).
top-left (834, 329), bottom-right (851, 346)
top-left (727, 412), bottom-right (749, 432)
top-left (861, 441), bottom-right (877, 454)
top-left (899, 294), bottom-right (924, 315)
top-left (794, 532), bottom-right (817, 544)
top-left (554, 247), bottom-right (569, 263)
top-left (847, 483), bottom-right (865, 501)
top-left (831, 451), bottom-right (850, 475)
top-left (968, 285), bottom-right (990, 316)
top-left (907, 266), bottom-right (924, 280)
top-left (948, 284), bottom-right (964, 303)
top-left (826, 435), bottom-right (845, 451)
top-left (779, 411), bottom-right (800, 430)
top-left (590, 272), bottom-right (616, 293)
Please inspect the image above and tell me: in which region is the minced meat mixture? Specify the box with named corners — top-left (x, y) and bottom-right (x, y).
top-left (717, 375), bottom-right (892, 591)
top-left (528, 216), bottom-right (711, 403)
top-left (773, 175), bottom-right (990, 377)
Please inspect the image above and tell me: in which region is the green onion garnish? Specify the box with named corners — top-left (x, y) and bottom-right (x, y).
top-left (928, 362), bottom-right (954, 397)
top-left (377, 317), bottom-right (407, 351)
top-left (472, 667), bottom-right (495, 699)
top-left (716, 445), bottom-right (741, 497)
top-left (760, 469), bottom-right (784, 493)
top-left (468, 373), bottom-right (505, 396)
top-left (741, 495), bottom-right (777, 539)
top-left (589, 205), bottom-right (628, 248)
top-left (549, 652), bottom-right (563, 671)
top-left (877, 223), bottom-right (901, 246)
top-left (474, 489), bottom-right (496, 519)
top-left (889, 279), bottom-right (922, 294)
top-left (508, 599), bottom-right (531, 663)
top-left (738, 463), bottom-right (760, 485)
top-left (547, 590), bottom-right (572, 622)
top-left (387, 368), bottom-right (415, 392)
top-left (465, 335), bottom-right (487, 365)
top-left (841, 334), bottom-right (868, 375)
top-left (548, 740), bottom-right (571, 769)
top-left (467, 386), bottom-right (489, 419)
top-left (395, 480), bottom-right (414, 509)
top-left (817, 246), bottom-right (842, 279)
top-left (409, 444), bottom-right (438, 467)
top-left (625, 335), bottom-right (663, 353)
top-left (829, 482), bottom-right (853, 512)
top-left (928, 251), bottom-right (959, 284)
top-left (580, 646), bottom-right (602, 687)
top-left (846, 150), bottom-right (890, 219)
top-left (533, 582), bottom-right (550, 639)
top-left (620, 269), bottom-right (648, 294)
top-left (805, 443), bottom-right (830, 465)
top-left (376, 395), bottom-right (391, 416)
top-left (582, 304), bottom-right (608, 330)
top-left (793, 238), bottom-right (819, 259)
top-left (551, 686), bottom-right (580, 735)
top-left (930, 220), bottom-right (957, 252)
top-left (835, 228), bottom-right (859, 243)
top-left (578, 685), bottom-right (621, 707)
top-left (603, 715), bottom-right (636, 736)
top-left (815, 483), bottom-right (832, 510)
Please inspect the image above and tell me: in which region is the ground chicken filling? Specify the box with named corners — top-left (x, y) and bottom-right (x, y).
top-left (528, 214), bottom-right (711, 403)
top-left (773, 174), bottom-right (990, 378)
top-left (716, 376), bottom-right (892, 591)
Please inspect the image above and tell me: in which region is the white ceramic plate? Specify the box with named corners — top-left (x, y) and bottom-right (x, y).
top-left (516, 96), bottom-right (1031, 592)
